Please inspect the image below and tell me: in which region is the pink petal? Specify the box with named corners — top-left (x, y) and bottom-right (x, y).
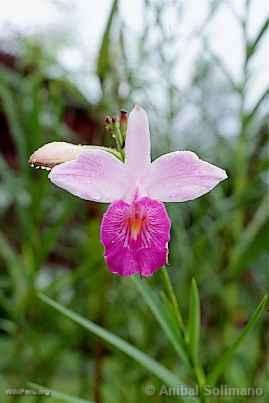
top-left (145, 151), bottom-right (227, 202)
top-left (49, 150), bottom-right (129, 202)
top-left (100, 197), bottom-right (171, 277)
top-left (125, 106), bottom-right (151, 176)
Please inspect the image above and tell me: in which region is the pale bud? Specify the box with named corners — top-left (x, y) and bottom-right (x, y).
top-left (28, 142), bottom-right (85, 169)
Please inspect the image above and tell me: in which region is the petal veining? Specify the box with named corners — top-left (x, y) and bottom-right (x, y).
top-left (100, 197), bottom-right (171, 277)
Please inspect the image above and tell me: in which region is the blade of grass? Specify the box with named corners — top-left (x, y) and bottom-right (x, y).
top-left (27, 382), bottom-right (93, 403)
top-left (244, 86), bottom-right (269, 126)
top-left (207, 295), bottom-right (268, 386)
top-left (187, 279), bottom-right (200, 365)
top-left (186, 279), bottom-right (206, 387)
top-left (38, 292), bottom-right (198, 402)
top-left (0, 80), bottom-right (28, 172)
top-left (96, 0), bottom-right (118, 84)
top-left (132, 276), bottom-right (189, 366)
top-left (0, 231), bottom-right (25, 286)
top-left (228, 193), bottom-right (269, 276)
top-left (247, 17), bottom-right (269, 59)
top-left (160, 268), bottom-right (185, 331)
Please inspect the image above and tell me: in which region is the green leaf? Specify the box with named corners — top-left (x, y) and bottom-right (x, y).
top-left (231, 219), bottom-right (269, 275)
top-left (0, 153), bottom-right (14, 182)
top-left (245, 86), bottom-right (269, 125)
top-left (96, 0), bottom-right (118, 84)
top-left (132, 277), bottom-right (189, 366)
top-left (38, 292), bottom-right (197, 402)
top-left (0, 80), bottom-right (28, 172)
top-left (229, 193), bottom-right (269, 276)
top-left (27, 382), bottom-right (93, 403)
top-left (207, 295), bottom-right (268, 386)
top-left (160, 269), bottom-right (185, 331)
top-left (247, 17), bottom-right (269, 59)
top-left (187, 279), bottom-right (201, 365)
top-left (186, 279), bottom-right (206, 387)
top-left (0, 231), bottom-right (27, 303)
top-left (38, 201), bottom-right (76, 264)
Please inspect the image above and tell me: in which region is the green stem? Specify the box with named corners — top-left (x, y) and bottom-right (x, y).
top-left (114, 123), bottom-right (125, 161)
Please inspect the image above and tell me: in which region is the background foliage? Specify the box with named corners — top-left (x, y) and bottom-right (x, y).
top-left (0, 1), bottom-right (268, 402)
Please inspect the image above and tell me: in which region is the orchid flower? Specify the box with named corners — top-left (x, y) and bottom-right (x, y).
top-left (29, 106), bottom-right (227, 277)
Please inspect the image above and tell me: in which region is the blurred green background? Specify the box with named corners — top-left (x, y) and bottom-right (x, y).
top-left (0, 1), bottom-right (268, 402)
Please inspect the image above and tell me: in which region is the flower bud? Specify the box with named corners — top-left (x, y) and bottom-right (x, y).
top-left (104, 116), bottom-right (112, 125)
top-left (111, 116), bottom-right (117, 125)
top-left (120, 109), bottom-right (128, 139)
top-left (28, 142), bottom-right (84, 169)
top-left (120, 109), bottom-right (128, 124)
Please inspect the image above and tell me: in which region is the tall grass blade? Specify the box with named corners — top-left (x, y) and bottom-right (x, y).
top-left (208, 295), bottom-right (268, 386)
top-left (27, 382), bottom-right (94, 403)
top-left (38, 292), bottom-right (197, 401)
top-left (132, 276), bottom-right (189, 365)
